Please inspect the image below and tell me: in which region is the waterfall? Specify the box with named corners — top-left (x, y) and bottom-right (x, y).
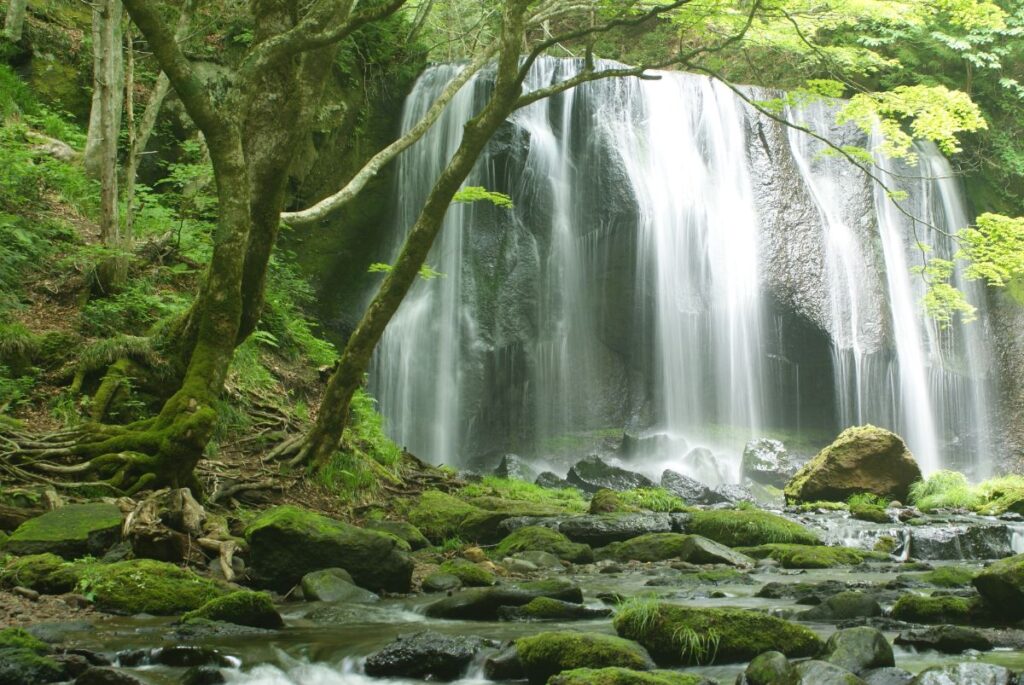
top-left (369, 58), bottom-right (999, 479)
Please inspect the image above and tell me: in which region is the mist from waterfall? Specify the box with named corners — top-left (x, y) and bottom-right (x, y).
top-left (370, 58), bottom-right (999, 479)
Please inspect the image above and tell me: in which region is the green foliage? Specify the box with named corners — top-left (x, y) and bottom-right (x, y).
top-left (975, 474), bottom-right (1024, 515)
top-left (959, 213), bottom-right (1024, 287)
top-left (369, 261), bottom-right (445, 281)
top-left (617, 488), bottom-right (688, 512)
top-left (909, 470), bottom-right (982, 511)
top-left (453, 186), bottom-right (514, 208)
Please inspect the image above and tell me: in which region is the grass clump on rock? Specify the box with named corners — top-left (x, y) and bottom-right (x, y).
top-left (181, 590), bottom-right (283, 628)
top-left (909, 471), bottom-right (982, 512)
top-left (686, 510), bottom-right (819, 547)
top-left (76, 559), bottom-right (227, 615)
top-left (549, 667), bottom-right (711, 685)
top-left (460, 477), bottom-right (587, 513)
top-left (494, 526), bottom-right (593, 563)
top-left (613, 598), bottom-right (821, 665)
top-left (617, 489), bottom-right (688, 513)
top-left (737, 543), bottom-right (871, 568)
top-left (891, 593), bottom-right (976, 624)
top-left (515, 631), bottom-right (654, 685)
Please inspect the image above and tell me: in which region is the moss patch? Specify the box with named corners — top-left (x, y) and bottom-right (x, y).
top-left (685, 510), bottom-right (819, 547)
top-left (916, 566), bottom-right (977, 588)
top-left (4, 503), bottom-right (122, 559)
top-left (613, 601), bottom-right (822, 665)
top-left (438, 559), bottom-right (497, 587)
top-left (596, 533), bottom-right (691, 563)
top-left (516, 631), bottom-right (654, 685)
top-left (182, 590), bottom-right (283, 629)
top-left (737, 544), bottom-right (872, 568)
top-left (494, 526), bottom-right (593, 564)
top-left (891, 593), bottom-right (975, 624)
top-left (77, 559), bottom-right (228, 615)
top-left (550, 667), bottom-right (710, 685)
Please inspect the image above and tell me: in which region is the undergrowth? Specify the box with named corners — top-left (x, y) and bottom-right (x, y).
top-left (460, 476), bottom-right (588, 512)
top-left (618, 488), bottom-right (688, 512)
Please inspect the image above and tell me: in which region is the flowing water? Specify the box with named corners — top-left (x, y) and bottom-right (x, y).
top-left (370, 58), bottom-right (998, 478)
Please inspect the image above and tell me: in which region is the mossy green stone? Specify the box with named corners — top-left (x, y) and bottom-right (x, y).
top-left (245, 505), bottom-right (413, 592)
top-left (737, 544), bottom-right (865, 568)
top-left (406, 491), bottom-right (509, 543)
top-left (849, 504), bottom-right (890, 523)
top-left (596, 533), bottom-right (690, 562)
top-left (614, 603), bottom-right (822, 665)
top-left (0, 629), bottom-right (47, 654)
top-left (918, 566), bottom-right (977, 588)
top-left (77, 559), bottom-right (228, 615)
top-left (0, 647), bottom-right (62, 685)
top-left (439, 558), bottom-right (497, 586)
top-left (516, 631), bottom-right (654, 685)
top-left (685, 510), bottom-right (819, 547)
top-left (589, 489), bottom-right (626, 514)
top-left (363, 520), bottom-right (430, 550)
top-left (182, 590), bottom-right (283, 629)
top-left (495, 526), bottom-right (594, 563)
top-left (972, 552), bottom-right (1024, 619)
top-left (0, 553), bottom-right (80, 593)
top-left (891, 593), bottom-right (975, 624)
top-left (4, 503), bottom-right (122, 559)
top-left (550, 667), bottom-right (711, 685)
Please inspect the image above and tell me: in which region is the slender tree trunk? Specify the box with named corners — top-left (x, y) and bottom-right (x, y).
top-left (93, 0), bottom-right (127, 292)
top-left (85, 0), bottom-right (124, 180)
top-left (3, 0), bottom-right (27, 42)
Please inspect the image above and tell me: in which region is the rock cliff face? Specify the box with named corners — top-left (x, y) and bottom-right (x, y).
top-left (991, 288), bottom-right (1024, 468)
top-left (368, 58), bottom-right (1006, 476)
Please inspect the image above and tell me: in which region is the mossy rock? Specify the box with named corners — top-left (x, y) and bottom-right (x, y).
top-left (596, 533), bottom-right (690, 563)
top-left (685, 510), bottom-right (819, 547)
top-left (784, 425), bottom-right (921, 503)
top-left (494, 526), bottom-right (594, 564)
top-left (245, 505), bottom-right (413, 593)
top-left (439, 558), bottom-right (497, 587)
top-left (515, 631), bottom-right (654, 685)
top-left (182, 591), bottom-right (283, 629)
top-left (77, 559), bottom-right (228, 615)
top-left (500, 596), bottom-right (612, 621)
top-left (301, 567), bottom-right (379, 602)
top-left (613, 603), bottom-right (822, 665)
top-left (0, 628), bottom-right (61, 685)
top-left (737, 544), bottom-right (868, 568)
top-left (972, 552), bottom-right (1024, 620)
top-left (590, 489), bottom-right (627, 514)
top-left (890, 593), bottom-right (975, 624)
top-left (549, 667), bottom-right (712, 685)
top-left (0, 553), bottom-right (79, 593)
top-left (916, 566), bottom-right (976, 588)
top-left (849, 504), bottom-right (890, 524)
top-left (406, 491), bottom-right (511, 544)
top-left (4, 503), bottom-right (122, 559)
top-left (363, 520), bottom-right (430, 550)
top-left (741, 651), bottom-right (798, 685)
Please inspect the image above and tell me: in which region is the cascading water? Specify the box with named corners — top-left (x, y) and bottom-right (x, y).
top-left (370, 57), bottom-right (999, 479)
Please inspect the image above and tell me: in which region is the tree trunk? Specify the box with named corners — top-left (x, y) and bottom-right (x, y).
top-left (3, 0), bottom-right (27, 42)
top-left (84, 0), bottom-right (124, 180)
top-left (92, 0), bottom-right (127, 292)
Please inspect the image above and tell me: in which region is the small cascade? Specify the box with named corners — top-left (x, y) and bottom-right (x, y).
top-left (370, 58), bottom-right (1000, 477)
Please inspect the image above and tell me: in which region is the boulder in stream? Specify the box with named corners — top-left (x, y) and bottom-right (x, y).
top-left (739, 651), bottom-right (799, 685)
top-left (909, 524), bottom-right (1012, 561)
top-left (497, 597), bottom-right (612, 621)
top-left (784, 425), bottom-right (921, 503)
top-left (245, 505), bottom-right (413, 593)
top-left (300, 568), bottom-right (379, 602)
top-left (794, 661), bottom-right (866, 685)
top-left (181, 590), bottom-right (283, 629)
top-left (551, 667), bottom-right (714, 685)
top-left (515, 631), bottom-right (655, 685)
top-left (910, 663), bottom-right (1015, 685)
top-left (500, 513), bottom-right (677, 547)
top-left (973, 552), bottom-right (1024, 620)
top-left (494, 526), bottom-right (593, 563)
top-left (894, 625), bottom-right (993, 653)
top-left (800, 591), bottom-right (882, 620)
top-left (742, 438), bottom-right (796, 487)
top-left (364, 631), bottom-right (497, 681)
top-left (821, 626), bottom-right (894, 673)
top-left (425, 579), bottom-right (583, 620)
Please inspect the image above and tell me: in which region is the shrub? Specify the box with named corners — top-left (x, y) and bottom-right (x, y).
top-left (909, 471), bottom-right (982, 512)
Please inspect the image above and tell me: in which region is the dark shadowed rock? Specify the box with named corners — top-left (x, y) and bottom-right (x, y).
top-left (973, 552), bottom-right (1024, 620)
top-left (566, 456), bottom-right (655, 493)
top-left (536, 472), bottom-right (574, 489)
top-left (661, 470), bottom-right (729, 505)
top-left (740, 651), bottom-right (799, 685)
top-left (822, 627), bottom-right (894, 673)
top-left (895, 626), bottom-right (993, 654)
top-left (74, 668), bottom-right (145, 685)
top-left (364, 631), bottom-right (496, 681)
top-left (425, 580), bottom-right (584, 620)
top-left (500, 514), bottom-right (676, 547)
top-left (910, 524), bottom-right (1012, 561)
top-left (5, 504), bottom-right (122, 559)
top-left (800, 591), bottom-right (882, 620)
top-left (300, 568), bottom-right (379, 603)
top-left (495, 454), bottom-right (539, 483)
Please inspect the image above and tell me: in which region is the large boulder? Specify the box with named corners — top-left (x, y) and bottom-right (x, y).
top-left (515, 631), bottom-right (654, 685)
top-left (894, 626), bottom-right (993, 654)
top-left (683, 510), bottom-right (820, 547)
top-left (498, 597), bottom-right (612, 621)
top-left (245, 506), bottom-right (413, 593)
top-left (364, 631), bottom-right (495, 681)
top-left (0, 553), bottom-right (79, 594)
top-left (801, 591), bottom-right (883, 620)
top-left (3, 504), bottom-right (122, 559)
top-left (0, 628), bottom-right (62, 685)
top-left (784, 426), bottom-right (921, 503)
top-left (821, 627), bottom-right (894, 673)
top-left (909, 524), bottom-right (1012, 561)
top-left (972, 552), bottom-right (1024, 620)
top-left (795, 661), bottom-right (866, 685)
top-left (596, 533), bottom-right (691, 563)
top-left (739, 651), bottom-right (799, 685)
top-left (742, 439), bottom-right (796, 488)
top-left (613, 603), bottom-right (821, 665)
top-left (566, 456), bottom-right (655, 493)
top-left (300, 568), bottom-right (379, 603)
top-left (660, 470), bottom-right (728, 506)
top-left (679, 535), bottom-right (754, 567)
top-left (890, 594), bottom-right (975, 625)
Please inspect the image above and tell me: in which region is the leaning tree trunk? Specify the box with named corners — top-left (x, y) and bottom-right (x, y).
top-left (299, 5), bottom-right (530, 469)
top-left (3, 0), bottom-right (27, 42)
